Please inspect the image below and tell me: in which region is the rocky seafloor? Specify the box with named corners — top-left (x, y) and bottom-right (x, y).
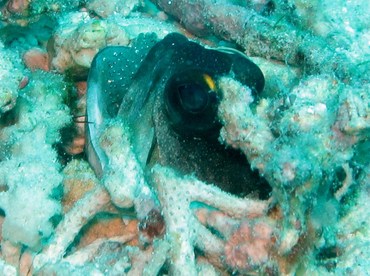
top-left (0, 0), bottom-right (369, 275)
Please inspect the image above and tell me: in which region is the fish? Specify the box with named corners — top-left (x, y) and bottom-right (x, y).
top-left (86, 32), bottom-right (270, 197)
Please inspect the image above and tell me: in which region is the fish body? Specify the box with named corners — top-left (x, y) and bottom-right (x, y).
top-left (86, 33), bottom-right (268, 195)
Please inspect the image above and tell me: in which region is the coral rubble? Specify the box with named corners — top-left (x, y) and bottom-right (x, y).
top-left (0, 43), bottom-right (23, 114)
top-left (0, 71), bottom-right (70, 249)
top-left (0, 0), bottom-right (369, 275)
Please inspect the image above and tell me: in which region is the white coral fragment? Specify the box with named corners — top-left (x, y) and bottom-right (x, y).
top-left (86, 0), bottom-right (141, 18)
top-left (99, 121), bottom-right (147, 209)
top-left (152, 165), bottom-right (268, 275)
top-left (218, 76), bottom-right (274, 171)
top-left (0, 71), bottom-right (70, 249)
top-left (0, 45), bottom-right (23, 114)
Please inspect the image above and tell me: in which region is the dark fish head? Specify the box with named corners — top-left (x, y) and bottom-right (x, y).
top-left (86, 33), bottom-right (270, 197)
top-left (164, 69), bottom-right (221, 138)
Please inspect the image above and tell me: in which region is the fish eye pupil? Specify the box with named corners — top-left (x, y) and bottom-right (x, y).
top-left (177, 83), bottom-right (209, 114)
top-left (164, 70), bottom-right (221, 138)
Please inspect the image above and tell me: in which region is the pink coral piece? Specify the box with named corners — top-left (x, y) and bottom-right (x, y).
top-left (225, 220), bottom-right (273, 271)
top-left (7, 0), bottom-right (29, 13)
top-left (23, 48), bottom-right (50, 72)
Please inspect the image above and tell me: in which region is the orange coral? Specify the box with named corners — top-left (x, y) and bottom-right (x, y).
top-left (78, 218), bottom-right (138, 248)
top-left (23, 48), bottom-right (50, 72)
top-left (7, 0), bottom-right (30, 14)
top-left (225, 220), bottom-right (274, 271)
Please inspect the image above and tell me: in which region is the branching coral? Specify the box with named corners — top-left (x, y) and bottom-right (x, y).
top-left (26, 74), bottom-right (367, 275)
top-left (27, 117), bottom-right (268, 274)
top-left (217, 74), bottom-right (370, 273)
top-left (151, 165), bottom-right (268, 274)
top-left (31, 147), bottom-right (269, 275)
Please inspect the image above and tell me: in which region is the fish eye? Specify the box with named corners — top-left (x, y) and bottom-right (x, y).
top-left (164, 70), bottom-right (221, 138)
top-left (177, 82), bottom-right (209, 114)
